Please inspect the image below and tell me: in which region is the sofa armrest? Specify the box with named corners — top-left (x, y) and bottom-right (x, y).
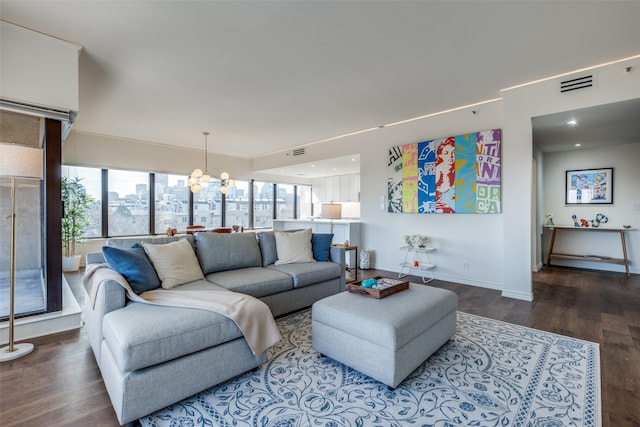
top-left (329, 246), bottom-right (345, 266)
top-left (83, 257), bottom-right (128, 365)
top-left (329, 246), bottom-right (347, 291)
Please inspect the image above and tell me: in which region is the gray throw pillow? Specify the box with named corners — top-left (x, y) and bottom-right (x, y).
top-left (274, 228), bottom-right (315, 265)
top-left (142, 238), bottom-right (204, 289)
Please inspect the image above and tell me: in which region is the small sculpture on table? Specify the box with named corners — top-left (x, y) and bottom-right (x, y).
top-left (545, 213), bottom-right (554, 226)
top-left (403, 234), bottom-right (430, 248)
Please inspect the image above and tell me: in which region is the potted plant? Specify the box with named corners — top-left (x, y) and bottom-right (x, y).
top-left (61, 176), bottom-right (94, 272)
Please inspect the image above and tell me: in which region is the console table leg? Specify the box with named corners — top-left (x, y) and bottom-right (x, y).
top-left (546, 227), bottom-right (557, 266)
top-left (620, 230), bottom-right (630, 277)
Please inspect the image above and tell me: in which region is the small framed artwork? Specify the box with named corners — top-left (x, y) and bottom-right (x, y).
top-left (565, 168), bottom-right (613, 204)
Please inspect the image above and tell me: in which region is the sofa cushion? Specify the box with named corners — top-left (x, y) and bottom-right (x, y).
top-left (257, 231), bottom-right (277, 266)
top-left (268, 262), bottom-right (342, 289)
top-left (311, 233), bottom-right (334, 262)
top-left (195, 232), bottom-right (262, 274)
top-left (274, 229), bottom-right (315, 265)
top-left (103, 301), bottom-right (244, 372)
top-left (142, 238), bottom-right (205, 289)
top-left (101, 245), bottom-right (160, 294)
top-left (205, 267), bottom-right (293, 298)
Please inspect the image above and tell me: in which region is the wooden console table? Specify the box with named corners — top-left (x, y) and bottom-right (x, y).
top-left (545, 226), bottom-right (632, 277)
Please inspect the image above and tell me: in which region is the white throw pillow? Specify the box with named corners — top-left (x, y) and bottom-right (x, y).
top-left (274, 229), bottom-right (316, 265)
top-left (142, 238), bottom-right (205, 289)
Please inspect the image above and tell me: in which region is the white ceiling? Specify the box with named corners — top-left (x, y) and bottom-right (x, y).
top-left (2, 1), bottom-right (640, 170)
top-left (258, 153), bottom-right (361, 180)
top-left (533, 98), bottom-right (640, 153)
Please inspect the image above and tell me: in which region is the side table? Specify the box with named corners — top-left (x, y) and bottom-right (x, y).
top-left (399, 245), bottom-right (436, 283)
top-left (332, 244), bottom-right (358, 283)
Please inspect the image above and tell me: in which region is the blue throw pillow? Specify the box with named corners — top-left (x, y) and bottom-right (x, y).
top-left (312, 233), bottom-right (334, 262)
top-left (102, 244), bottom-right (161, 294)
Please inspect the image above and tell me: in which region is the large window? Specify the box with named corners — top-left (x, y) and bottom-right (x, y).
top-left (276, 184), bottom-right (295, 219)
top-left (154, 174), bottom-right (189, 234)
top-left (253, 181), bottom-right (274, 229)
top-left (225, 180), bottom-right (250, 229)
top-left (61, 166), bottom-right (311, 235)
top-left (61, 166), bottom-right (102, 238)
top-left (192, 179), bottom-right (222, 228)
top-left (108, 169), bottom-right (150, 236)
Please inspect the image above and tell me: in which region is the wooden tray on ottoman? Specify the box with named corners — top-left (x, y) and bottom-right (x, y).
top-left (347, 276), bottom-right (409, 299)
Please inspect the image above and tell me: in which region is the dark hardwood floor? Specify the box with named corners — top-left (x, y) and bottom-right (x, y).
top-left (1, 267), bottom-right (638, 426)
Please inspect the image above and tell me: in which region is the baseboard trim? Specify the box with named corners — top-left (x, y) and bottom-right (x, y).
top-left (0, 275), bottom-right (82, 345)
top-left (372, 263), bottom-right (502, 292)
top-left (502, 290), bottom-right (534, 301)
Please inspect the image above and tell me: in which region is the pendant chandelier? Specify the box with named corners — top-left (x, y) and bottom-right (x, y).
top-left (188, 131), bottom-right (234, 194)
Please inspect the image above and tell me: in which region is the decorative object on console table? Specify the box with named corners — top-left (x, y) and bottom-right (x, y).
top-left (0, 142), bottom-right (43, 362)
top-left (399, 245), bottom-right (436, 283)
top-left (545, 213), bottom-right (554, 226)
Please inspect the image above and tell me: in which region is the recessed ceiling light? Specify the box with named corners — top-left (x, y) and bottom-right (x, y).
top-left (574, 143), bottom-right (581, 147)
top-left (567, 120), bottom-right (577, 126)
top-left (351, 158), bottom-right (356, 162)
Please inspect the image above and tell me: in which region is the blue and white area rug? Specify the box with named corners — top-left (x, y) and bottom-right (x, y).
top-left (140, 309), bottom-right (600, 427)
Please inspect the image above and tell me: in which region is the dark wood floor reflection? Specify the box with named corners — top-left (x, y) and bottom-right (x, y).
top-left (0, 267), bottom-right (638, 426)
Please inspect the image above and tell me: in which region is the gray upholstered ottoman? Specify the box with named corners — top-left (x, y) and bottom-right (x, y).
top-left (312, 283), bottom-right (457, 388)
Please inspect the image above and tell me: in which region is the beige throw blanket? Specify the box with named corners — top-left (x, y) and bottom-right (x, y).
top-left (83, 263), bottom-right (281, 359)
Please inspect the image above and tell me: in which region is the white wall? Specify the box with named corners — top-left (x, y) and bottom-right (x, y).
top-left (64, 131), bottom-right (313, 186)
top-left (542, 143), bottom-right (640, 274)
top-left (502, 56), bottom-right (640, 298)
top-left (65, 55), bottom-right (640, 299)
top-left (359, 102), bottom-right (505, 291)
top-left (258, 100), bottom-right (507, 291)
top-left (64, 131), bottom-right (254, 179)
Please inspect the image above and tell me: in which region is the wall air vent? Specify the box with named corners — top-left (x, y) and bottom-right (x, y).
top-left (293, 148), bottom-right (305, 156)
top-left (559, 74), bottom-right (595, 93)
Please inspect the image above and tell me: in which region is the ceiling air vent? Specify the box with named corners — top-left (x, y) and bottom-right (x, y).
top-left (559, 74), bottom-right (595, 93)
top-left (292, 148), bottom-right (305, 156)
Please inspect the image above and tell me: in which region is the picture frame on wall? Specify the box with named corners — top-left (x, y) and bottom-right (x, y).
top-left (565, 167), bottom-right (613, 204)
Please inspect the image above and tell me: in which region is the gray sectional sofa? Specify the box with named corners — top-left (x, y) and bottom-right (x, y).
top-left (82, 230), bottom-right (345, 425)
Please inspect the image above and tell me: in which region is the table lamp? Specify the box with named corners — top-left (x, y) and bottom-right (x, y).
top-left (320, 202), bottom-right (342, 234)
top-left (0, 142), bottom-right (43, 362)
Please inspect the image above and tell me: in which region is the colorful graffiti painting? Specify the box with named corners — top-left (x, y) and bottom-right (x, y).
top-left (388, 128), bottom-right (501, 214)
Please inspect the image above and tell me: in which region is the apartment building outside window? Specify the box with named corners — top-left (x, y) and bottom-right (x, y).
top-left (225, 180), bottom-right (250, 230)
top-left (276, 184), bottom-right (295, 220)
top-left (62, 167), bottom-right (312, 235)
top-left (154, 174), bottom-right (190, 234)
top-left (108, 169), bottom-right (150, 236)
top-left (254, 181), bottom-right (274, 229)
